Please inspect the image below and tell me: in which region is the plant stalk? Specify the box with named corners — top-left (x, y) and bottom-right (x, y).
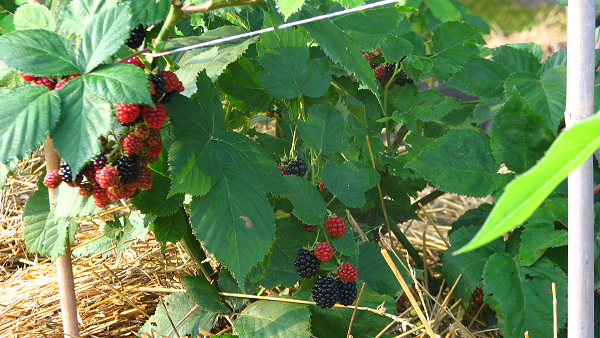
top-left (180, 207), bottom-right (214, 281)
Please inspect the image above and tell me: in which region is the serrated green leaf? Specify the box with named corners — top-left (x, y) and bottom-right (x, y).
top-left (276, 0), bottom-right (305, 19)
top-left (0, 0), bottom-right (17, 12)
top-left (22, 178), bottom-right (51, 254)
top-left (504, 67), bottom-right (566, 134)
top-left (441, 226), bottom-right (505, 305)
top-left (182, 275), bottom-right (229, 313)
top-left (78, 6), bottom-right (131, 72)
top-left (60, 0), bottom-right (118, 35)
top-left (218, 132), bottom-right (287, 196)
top-left (0, 29), bottom-right (80, 76)
top-left (0, 13), bottom-right (15, 34)
top-left (190, 166), bottom-right (275, 290)
top-left (84, 64), bottom-right (152, 104)
top-left (491, 45), bottom-right (541, 76)
top-left (482, 255), bottom-right (566, 338)
top-left (174, 26), bottom-right (258, 95)
top-left (257, 27), bottom-right (331, 99)
top-left (407, 130), bottom-right (503, 198)
top-left (322, 161), bottom-right (370, 208)
top-left (489, 90), bottom-right (554, 174)
top-left (235, 301), bottom-right (311, 338)
top-left (275, 217), bottom-right (319, 259)
top-left (382, 36), bottom-right (412, 63)
top-left (140, 292), bottom-right (220, 337)
top-left (449, 203), bottom-right (492, 234)
top-left (153, 210), bottom-right (186, 243)
top-left (14, 4), bottom-right (55, 31)
top-left (296, 103), bottom-right (349, 154)
top-left (408, 89), bottom-right (459, 121)
top-left (330, 230), bottom-right (357, 256)
top-left (0, 86), bottom-right (60, 164)
top-left (300, 6), bottom-right (380, 97)
top-left (284, 175), bottom-right (326, 225)
top-left (217, 58), bottom-right (274, 112)
top-left (445, 58), bottom-right (510, 98)
top-left (254, 246), bottom-right (300, 288)
top-left (519, 223), bottom-right (567, 267)
top-left (124, 0), bottom-right (170, 26)
top-left (54, 185), bottom-right (101, 219)
top-left (52, 77), bottom-right (112, 175)
top-left (540, 48), bottom-right (566, 74)
top-left (428, 0), bottom-right (461, 21)
top-left (431, 21), bottom-right (484, 81)
top-left (310, 305), bottom-right (391, 337)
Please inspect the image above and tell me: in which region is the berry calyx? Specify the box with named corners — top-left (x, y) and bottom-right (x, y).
top-left (43, 169), bottom-right (62, 189)
top-left (374, 65), bottom-right (386, 79)
top-left (325, 216), bottom-right (346, 237)
top-left (314, 242), bottom-right (334, 262)
top-left (141, 102), bottom-right (167, 129)
top-left (116, 103), bottom-right (141, 124)
top-left (337, 280), bottom-right (357, 306)
top-left (294, 249), bottom-right (321, 279)
top-left (95, 166), bottom-right (119, 189)
top-left (311, 276), bottom-right (340, 309)
top-left (337, 263), bottom-right (358, 282)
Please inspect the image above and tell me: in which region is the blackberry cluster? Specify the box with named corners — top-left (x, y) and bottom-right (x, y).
top-left (116, 156), bottom-right (139, 184)
top-left (149, 74), bottom-right (166, 101)
top-left (287, 159), bottom-right (308, 177)
top-left (365, 54), bottom-right (413, 90)
top-left (21, 73), bottom-right (80, 91)
top-left (93, 154), bottom-right (107, 169)
top-left (311, 277), bottom-right (340, 308)
top-left (386, 61), bottom-right (414, 87)
top-left (125, 24), bottom-right (146, 49)
top-left (294, 249), bottom-right (321, 278)
top-left (337, 281), bottom-right (357, 306)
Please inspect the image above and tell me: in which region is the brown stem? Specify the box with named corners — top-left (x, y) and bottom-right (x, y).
top-left (44, 137), bottom-right (80, 337)
top-left (391, 124), bottom-right (409, 148)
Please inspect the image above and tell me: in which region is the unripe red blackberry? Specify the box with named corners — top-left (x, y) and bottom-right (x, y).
top-left (314, 242), bottom-right (333, 262)
top-left (326, 216), bottom-right (346, 237)
top-left (337, 263), bottom-right (358, 282)
top-left (43, 169), bottom-right (62, 189)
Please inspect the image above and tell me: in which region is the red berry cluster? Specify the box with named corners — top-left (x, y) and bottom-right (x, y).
top-left (363, 54), bottom-right (414, 90)
top-left (21, 73), bottom-right (81, 90)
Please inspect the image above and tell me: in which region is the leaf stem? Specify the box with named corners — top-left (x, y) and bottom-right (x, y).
top-left (224, 103), bottom-right (233, 130)
top-left (181, 0), bottom-right (265, 13)
top-left (151, 4), bottom-right (185, 69)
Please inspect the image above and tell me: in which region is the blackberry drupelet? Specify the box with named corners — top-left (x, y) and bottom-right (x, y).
top-left (149, 74), bottom-right (166, 101)
top-left (337, 280), bottom-right (357, 306)
top-left (294, 249), bottom-right (321, 278)
top-left (393, 70), bottom-right (414, 87)
top-left (311, 276), bottom-right (340, 308)
top-left (125, 24), bottom-right (146, 49)
top-left (116, 156), bottom-right (139, 184)
top-left (287, 159), bottom-right (308, 177)
top-left (59, 162), bottom-right (73, 184)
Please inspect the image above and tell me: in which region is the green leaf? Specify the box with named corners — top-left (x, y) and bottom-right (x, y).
top-left (483, 255), bottom-right (566, 338)
top-left (276, 0), bottom-right (305, 19)
top-left (491, 45), bottom-right (541, 76)
top-left (60, 0), bottom-right (118, 35)
top-left (235, 301), bottom-right (311, 338)
top-left (301, 6), bottom-right (380, 96)
top-left (0, 29), bottom-right (80, 76)
top-left (407, 89), bottom-right (459, 121)
top-left (445, 58), bottom-right (510, 98)
top-left (505, 67), bottom-right (566, 134)
top-left (190, 166), bottom-right (275, 290)
top-left (330, 230), bottom-right (358, 256)
top-left (441, 226), bottom-right (505, 305)
top-left (489, 90), bottom-right (554, 174)
top-left (217, 58), bottom-right (274, 112)
top-left (382, 36), bottom-right (412, 63)
top-left (407, 130), bottom-right (503, 198)
top-left (310, 305), bottom-right (391, 337)
top-left (519, 223), bottom-right (567, 267)
top-left (455, 111), bottom-right (600, 254)
top-left (296, 103), bottom-right (349, 154)
top-left (254, 246), bottom-right (300, 288)
top-left (540, 48), bottom-right (566, 74)
top-left (78, 6), bottom-right (131, 73)
top-left (257, 28), bottom-right (331, 99)
top-left (173, 26), bottom-right (258, 94)
top-left (14, 3), bottom-right (55, 31)
top-left (0, 0), bottom-right (17, 12)
top-left (322, 161), bottom-right (370, 208)
top-left (284, 175), bottom-right (326, 225)
top-left (84, 64), bottom-right (152, 104)
top-left (0, 86), bottom-right (60, 164)
top-left (54, 185), bottom-right (101, 219)
top-left (52, 77), bottom-right (112, 174)
top-left (275, 217), bottom-right (319, 259)
top-left (140, 283), bottom-right (222, 337)
top-left (427, 0), bottom-right (461, 21)
top-left (182, 275), bottom-right (229, 313)
top-left (431, 21), bottom-right (484, 81)
top-left (22, 178), bottom-right (51, 254)
top-left (124, 0), bottom-right (170, 26)
top-left (218, 132), bottom-right (287, 196)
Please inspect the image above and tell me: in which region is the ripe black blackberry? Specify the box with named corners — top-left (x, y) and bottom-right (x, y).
top-left (337, 280), bottom-right (357, 306)
top-left (384, 62), bottom-right (398, 76)
top-left (59, 162), bottom-right (73, 184)
top-left (393, 71), bottom-right (414, 87)
top-left (93, 154), bottom-right (108, 170)
top-left (294, 249), bottom-right (320, 278)
top-left (149, 74), bottom-right (166, 101)
top-left (125, 24), bottom-right (145, 49)
top-left (159, 90), bottom-right (177, 103)
top-left (287, 159), bottom-right (308, 177)
top-left (311, 276), bottom-right (340, 308)
top-left (116, 156), bottom-right (139, 184)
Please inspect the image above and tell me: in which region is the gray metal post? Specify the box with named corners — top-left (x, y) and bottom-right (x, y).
top-left (566, 1), bottom-right (596, 337)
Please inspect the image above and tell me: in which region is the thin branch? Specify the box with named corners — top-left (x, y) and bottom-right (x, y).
top-left (181, 0), bottom-right (265, 13)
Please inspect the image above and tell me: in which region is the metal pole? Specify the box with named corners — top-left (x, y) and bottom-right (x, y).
top-left (566, 1), bottom-right (595, 337)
